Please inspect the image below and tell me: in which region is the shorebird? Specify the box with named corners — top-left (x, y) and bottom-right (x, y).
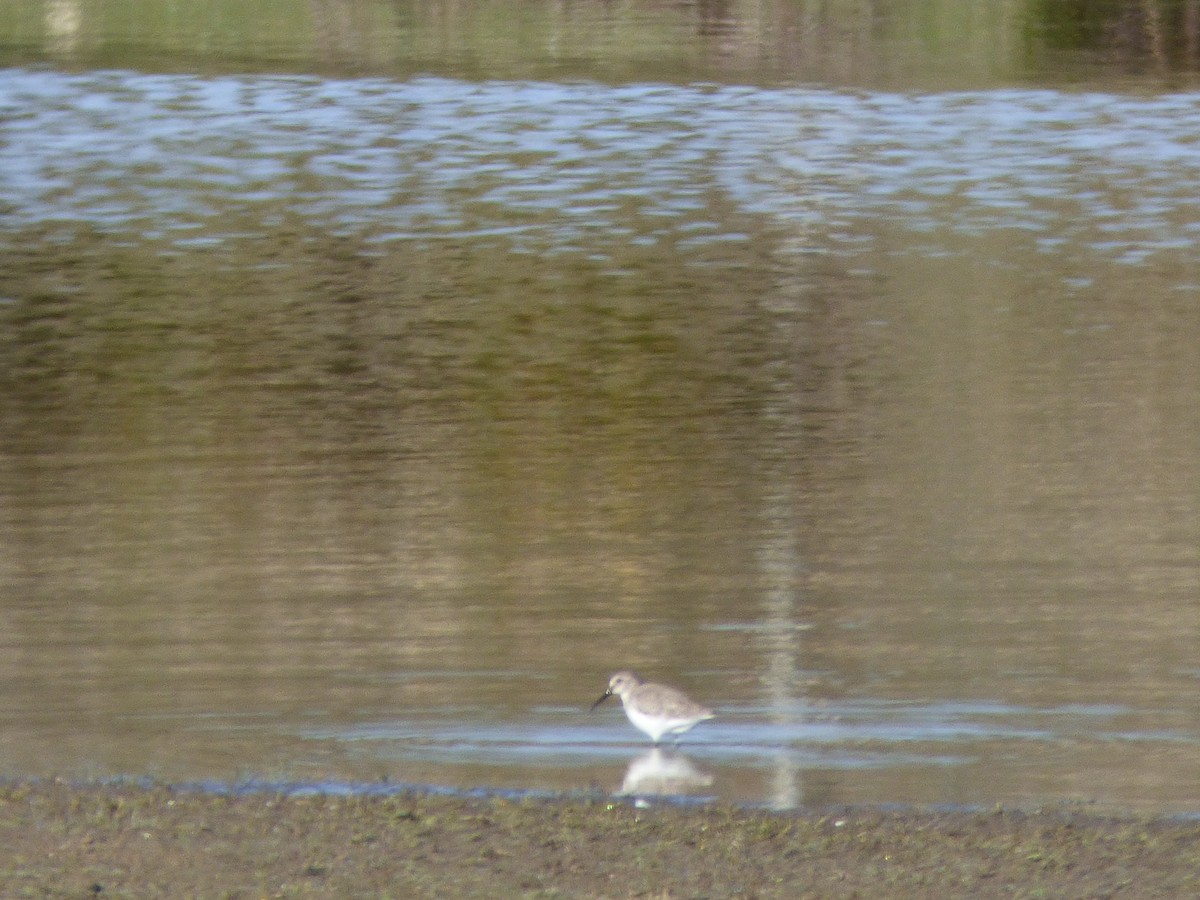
top-left (590, 671), bottom-right (714, 744)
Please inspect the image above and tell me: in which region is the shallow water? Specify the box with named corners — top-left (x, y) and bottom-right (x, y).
top-left (3, 3), bottom-right (1200, 813)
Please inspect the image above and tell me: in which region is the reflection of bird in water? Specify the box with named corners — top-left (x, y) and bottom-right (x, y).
top-left (590, 671), bottom-right (714, 744)
top-left (619, 747), bottom-right (714, 798)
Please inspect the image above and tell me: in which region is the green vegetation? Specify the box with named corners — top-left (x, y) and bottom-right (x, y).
top-left (2, 0), bottom-right (1195, 87)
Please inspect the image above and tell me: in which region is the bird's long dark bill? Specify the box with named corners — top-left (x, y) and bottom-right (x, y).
top-left (590, 691), bottom-right (613, 711)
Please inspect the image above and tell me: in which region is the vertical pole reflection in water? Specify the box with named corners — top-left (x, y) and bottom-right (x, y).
top-left (755, 290), bottom-right (811, 811)
top-left (757, 465), bottom-right (807, 810)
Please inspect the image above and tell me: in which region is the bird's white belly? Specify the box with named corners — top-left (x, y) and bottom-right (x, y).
top-left (624, 704), bottom-right (695, 742)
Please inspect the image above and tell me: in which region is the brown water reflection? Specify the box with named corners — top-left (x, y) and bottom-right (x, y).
top-left (3, 201), bottom-right (1200, 809)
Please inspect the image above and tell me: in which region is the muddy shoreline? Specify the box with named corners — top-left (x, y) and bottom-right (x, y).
top-left (4, 780), bottom-right (1200, 897)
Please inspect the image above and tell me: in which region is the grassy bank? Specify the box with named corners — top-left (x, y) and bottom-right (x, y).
top-left (3, 781), bottom-right (1199, 897)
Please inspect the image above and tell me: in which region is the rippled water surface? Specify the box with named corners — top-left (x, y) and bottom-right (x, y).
top-left (3, 5), bottom-right (1200, 813)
